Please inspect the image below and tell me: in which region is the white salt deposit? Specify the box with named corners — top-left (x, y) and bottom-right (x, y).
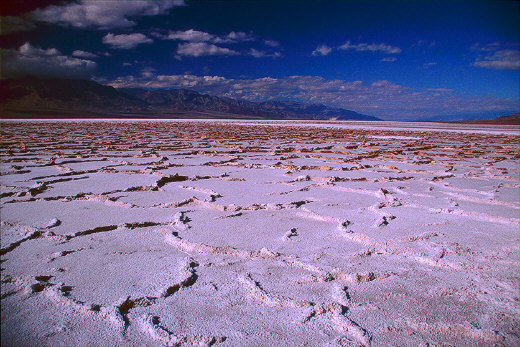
top-left (1, 120), bottom-right (519, 346)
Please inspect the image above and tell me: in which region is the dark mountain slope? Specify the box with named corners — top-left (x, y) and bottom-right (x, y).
top-left (119, 88), bottom-right (378, 120)
top-left (448, 113), bottom-right (520, 125)
top-left (1, 77), bottom-right (379, 120)
top-left (1, 77), bottom-right (147, 114)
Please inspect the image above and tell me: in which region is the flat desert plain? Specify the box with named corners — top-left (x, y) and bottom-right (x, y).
top-left (1, 120), bottom-right (519, 346)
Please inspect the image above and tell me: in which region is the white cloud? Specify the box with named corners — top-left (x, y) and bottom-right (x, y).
top-left (173, 42), bottom-right (281, 59)
top-left (102, 33), bottom-right (153, 50)
top-left (264, 39), bottom-right (280, 47)
top-left (339, 40), bottom-right (401, 54)
top-left (161, 29), bottom-right (280, 58)
top-left (248, 48), bottom-right (282, 58)
top-left (473, 49), bottom-right (520, 70)
top-left (312, 40), bottom-right (401, 57)
top-left (176, 42), bottom-right (239, 57)
top-left (19, 42), bottom-right (60, 56)
top-left (166, 29), bottom-right (216, 42)
top-left (381, 57), bottom-right (397, 62)
top-left (312, 45), bottom-right (332, 56)
top-left (215, 31), bottom-right (256, 44)
top-left (106, 74), bottom-right (519, 120)
top-left (31, 0), bottom-right (184, 29)
top-left (471, 42), bottom-right (502, 52)
top-left (72, 50), bottom-right (97, 58)
top-left (1, 42), bottom-right (97, 79)
top-left (164, 29), bottom-right (257, 44)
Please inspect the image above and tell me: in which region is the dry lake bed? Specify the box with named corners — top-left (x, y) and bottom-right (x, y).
top-left (1, 120), bottom-right (519, 346)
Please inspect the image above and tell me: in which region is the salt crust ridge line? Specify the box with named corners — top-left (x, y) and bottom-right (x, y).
top-left (155, 221), bottom-right (377, 345)
top-left (157, 226), bottom-right (393, 283)
top-left (239, 273), bottom-right (372, 346)
top-left (37, 258), bottom-right (227, 345)
top-left (295, 206), bottom-right (487, 271)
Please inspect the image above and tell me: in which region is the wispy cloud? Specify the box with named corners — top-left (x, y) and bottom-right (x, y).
top-left (31, 0), bottom-right (184, 29)
top-left (473, 50), bottom-right (520, 70)
top-left (162, 29), bottom-right (262, 45)
top-left (312, 45), bottom-right (332, 56)
top-left (72, 50), bottom-right (97, 58)
top-left (174, 42), bottom-right (280, 59)
top-left (1, 42), bottom-right (97, 79)
top-left (215, 31), bottom-right (257, 44)
top-left (312, 40), bottom-right (401, 57)
top-left (339, 41), bottom-right (401, 54)
top-left (106, 73), bottom-right (519, 120)
top-left (102, 33), bottom-right (153, 50)
top-left (248, 49), bottom-right (282, 58)
top-left (471, 42), bottom-right (502, 52)
top-left (381, 57), bottom-right (397, 62)
top-left (471, 42), bottom-right (520, 70)
top-left (176, 42), bottom-right (239, 58)
top-left (264, 39), bottom-right (280, 47)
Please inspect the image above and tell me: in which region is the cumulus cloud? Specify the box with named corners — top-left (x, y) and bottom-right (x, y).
top-left (71, 50), bottom-right (97, 58)
top-left (159, 29), bottom-right (281, 58)
top-left (31, 0), bottom-right (183, 29)
top-left (339, 40), bottom-right (401, 54)
top-left (102, 33), bottom-right (153, 50)
top-left (106, 73), bottom-right (519, 120)
top-left (176, 42), bottom-right (239, 58)
top-left (312, 45), bottom-right (332, 56)
top-left (18, 42), bottom-right (59, 56)
top-left (1, 42), bottom-right (97, 79)
top-left (473, 49), bottom-right (520, 70)
top-left (166, 29), bottom-right (216, 42)
top-left (162, 29), bottom-right (281, 58)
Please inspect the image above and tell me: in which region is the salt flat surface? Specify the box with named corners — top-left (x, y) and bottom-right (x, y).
top-left (1, 120), bottom-right (519, 346)
top-left (4, 118), bottom-right (519, 135)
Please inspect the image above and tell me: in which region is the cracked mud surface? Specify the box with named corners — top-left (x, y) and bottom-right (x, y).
top-left (1, 120), bottom-right (519, 346)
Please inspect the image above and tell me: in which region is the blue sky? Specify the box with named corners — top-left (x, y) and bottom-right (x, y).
top-left (1, 0), bottom-right (519, 120)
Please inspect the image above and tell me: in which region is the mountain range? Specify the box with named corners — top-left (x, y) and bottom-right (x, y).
top-left (0, 77), bottom-right (379, 120)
